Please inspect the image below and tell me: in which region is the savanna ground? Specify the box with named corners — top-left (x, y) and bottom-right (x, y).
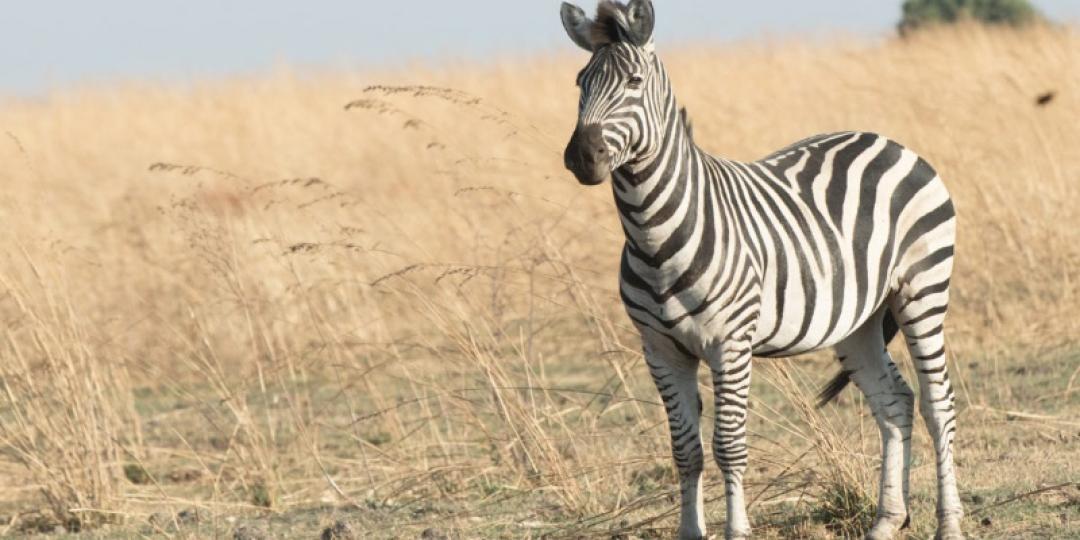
top-left (1, 23), bottom-right (1078, 540)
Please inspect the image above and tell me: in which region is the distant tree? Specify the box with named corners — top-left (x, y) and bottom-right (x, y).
top-left (899, 0), bottom-right (1041, 34)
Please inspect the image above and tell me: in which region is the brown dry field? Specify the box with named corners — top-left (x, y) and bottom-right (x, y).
top-left (0, 23), bottom-right (1078, 539)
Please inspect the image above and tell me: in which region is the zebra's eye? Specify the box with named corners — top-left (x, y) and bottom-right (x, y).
top-left (628, 74), bottom-right (645, 89)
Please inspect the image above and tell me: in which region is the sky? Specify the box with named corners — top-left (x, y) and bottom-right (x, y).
top-left (3, 1), bottom-right (1080, 96)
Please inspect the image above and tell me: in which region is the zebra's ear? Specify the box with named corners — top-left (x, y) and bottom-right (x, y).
top-left (624, 0), bottom-right (655, 48)
top-left (561, 3), bottom-right (596, 52)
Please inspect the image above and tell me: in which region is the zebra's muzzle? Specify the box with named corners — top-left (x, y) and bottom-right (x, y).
top-left (564, 124), bottom-right (611, 185)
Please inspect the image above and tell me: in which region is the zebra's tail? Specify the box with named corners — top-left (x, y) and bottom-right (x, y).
top-left (816, 311), bottom-right (900, 408)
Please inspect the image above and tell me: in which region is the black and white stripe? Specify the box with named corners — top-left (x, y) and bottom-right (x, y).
top-left (561, 3), bottom-right (964, 540)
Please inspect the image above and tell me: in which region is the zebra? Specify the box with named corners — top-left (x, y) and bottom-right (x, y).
top-left (558, 2), bottom-right (963, 539)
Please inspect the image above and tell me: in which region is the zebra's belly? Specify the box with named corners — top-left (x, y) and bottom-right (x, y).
top-left (751, 312), bottom-right (868, 357)
top-left (623, 277), bottom-right (890, 359)
top-left (750, 255), bottom-right (894, 358)
top-left (619, 241), bottom-right (896, 358)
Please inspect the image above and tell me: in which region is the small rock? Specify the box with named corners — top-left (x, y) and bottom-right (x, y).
top-left (177, 507), bottom-right (209, 525)
top-left (410, 503), bottom-right (437, 519)
top-left (321, 520), bottom-right (356, 540)
top-left (123, 463), bottom-right (152, 485)
top-left (420, 527), bottom-right (448, 540)
top-left (981, 516), bottom-right (993, 527)
top-left (209, 435), bottom-right (231, 451)
top-left (147, 512), bottom-right (171, 529)
top-left (233, 523), bottom-right (269, 540)
top-left (167, 468), bottom-right (203, 483)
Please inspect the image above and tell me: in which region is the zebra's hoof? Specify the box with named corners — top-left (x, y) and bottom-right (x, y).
top-left (863, 513), bottom-right (908, 540)
top-left (864, 529), bottom-right (897, 540)
top-left (935, 533), bottom-right (964, 540)
top-left (725, 528), bottom-right (751, 540)
top-left (934, 529), bottom-right (964, 540)
top-left (934, 512), bottom-right (964, 540)
top-left (676, 527), bottom-right (705, 540)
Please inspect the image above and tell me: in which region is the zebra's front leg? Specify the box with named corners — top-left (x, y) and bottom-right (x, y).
top-left (707, 339), bottom-right (753, 540)
top-left (645, 347), bottom-right (706, 539)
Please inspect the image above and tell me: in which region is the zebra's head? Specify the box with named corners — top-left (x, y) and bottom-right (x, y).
top-left (561, 1), bottom-right (661, 186)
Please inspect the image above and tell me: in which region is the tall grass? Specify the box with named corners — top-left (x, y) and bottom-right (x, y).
top-left (0, 22), bottom-right (1078, 536)
top-left (0, 255), bottom-right (136, 531)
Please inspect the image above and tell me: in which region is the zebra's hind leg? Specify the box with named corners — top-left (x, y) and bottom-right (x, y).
top-left (706, 337), bottom-right (753, 540)
top-left (643, 341), bottom-right (707, 540)
top-left (894, 277), bottom-right (964, 539)
top-left (833, 308), bottom-right (915, 540)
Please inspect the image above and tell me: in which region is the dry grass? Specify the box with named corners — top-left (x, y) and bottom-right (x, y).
top-left (0, 22), bottom-right (1078, 538)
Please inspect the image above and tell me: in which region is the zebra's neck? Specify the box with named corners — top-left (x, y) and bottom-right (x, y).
top-left (611, 96), bottom-right (714, 264)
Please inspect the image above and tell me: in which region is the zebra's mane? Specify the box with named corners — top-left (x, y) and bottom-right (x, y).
top-left (679, 107), bottom-right (694, 141)
top-left (589, 2), bottom-right (629, 46)
top-left (589, 1), bottom-right (652, 48)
